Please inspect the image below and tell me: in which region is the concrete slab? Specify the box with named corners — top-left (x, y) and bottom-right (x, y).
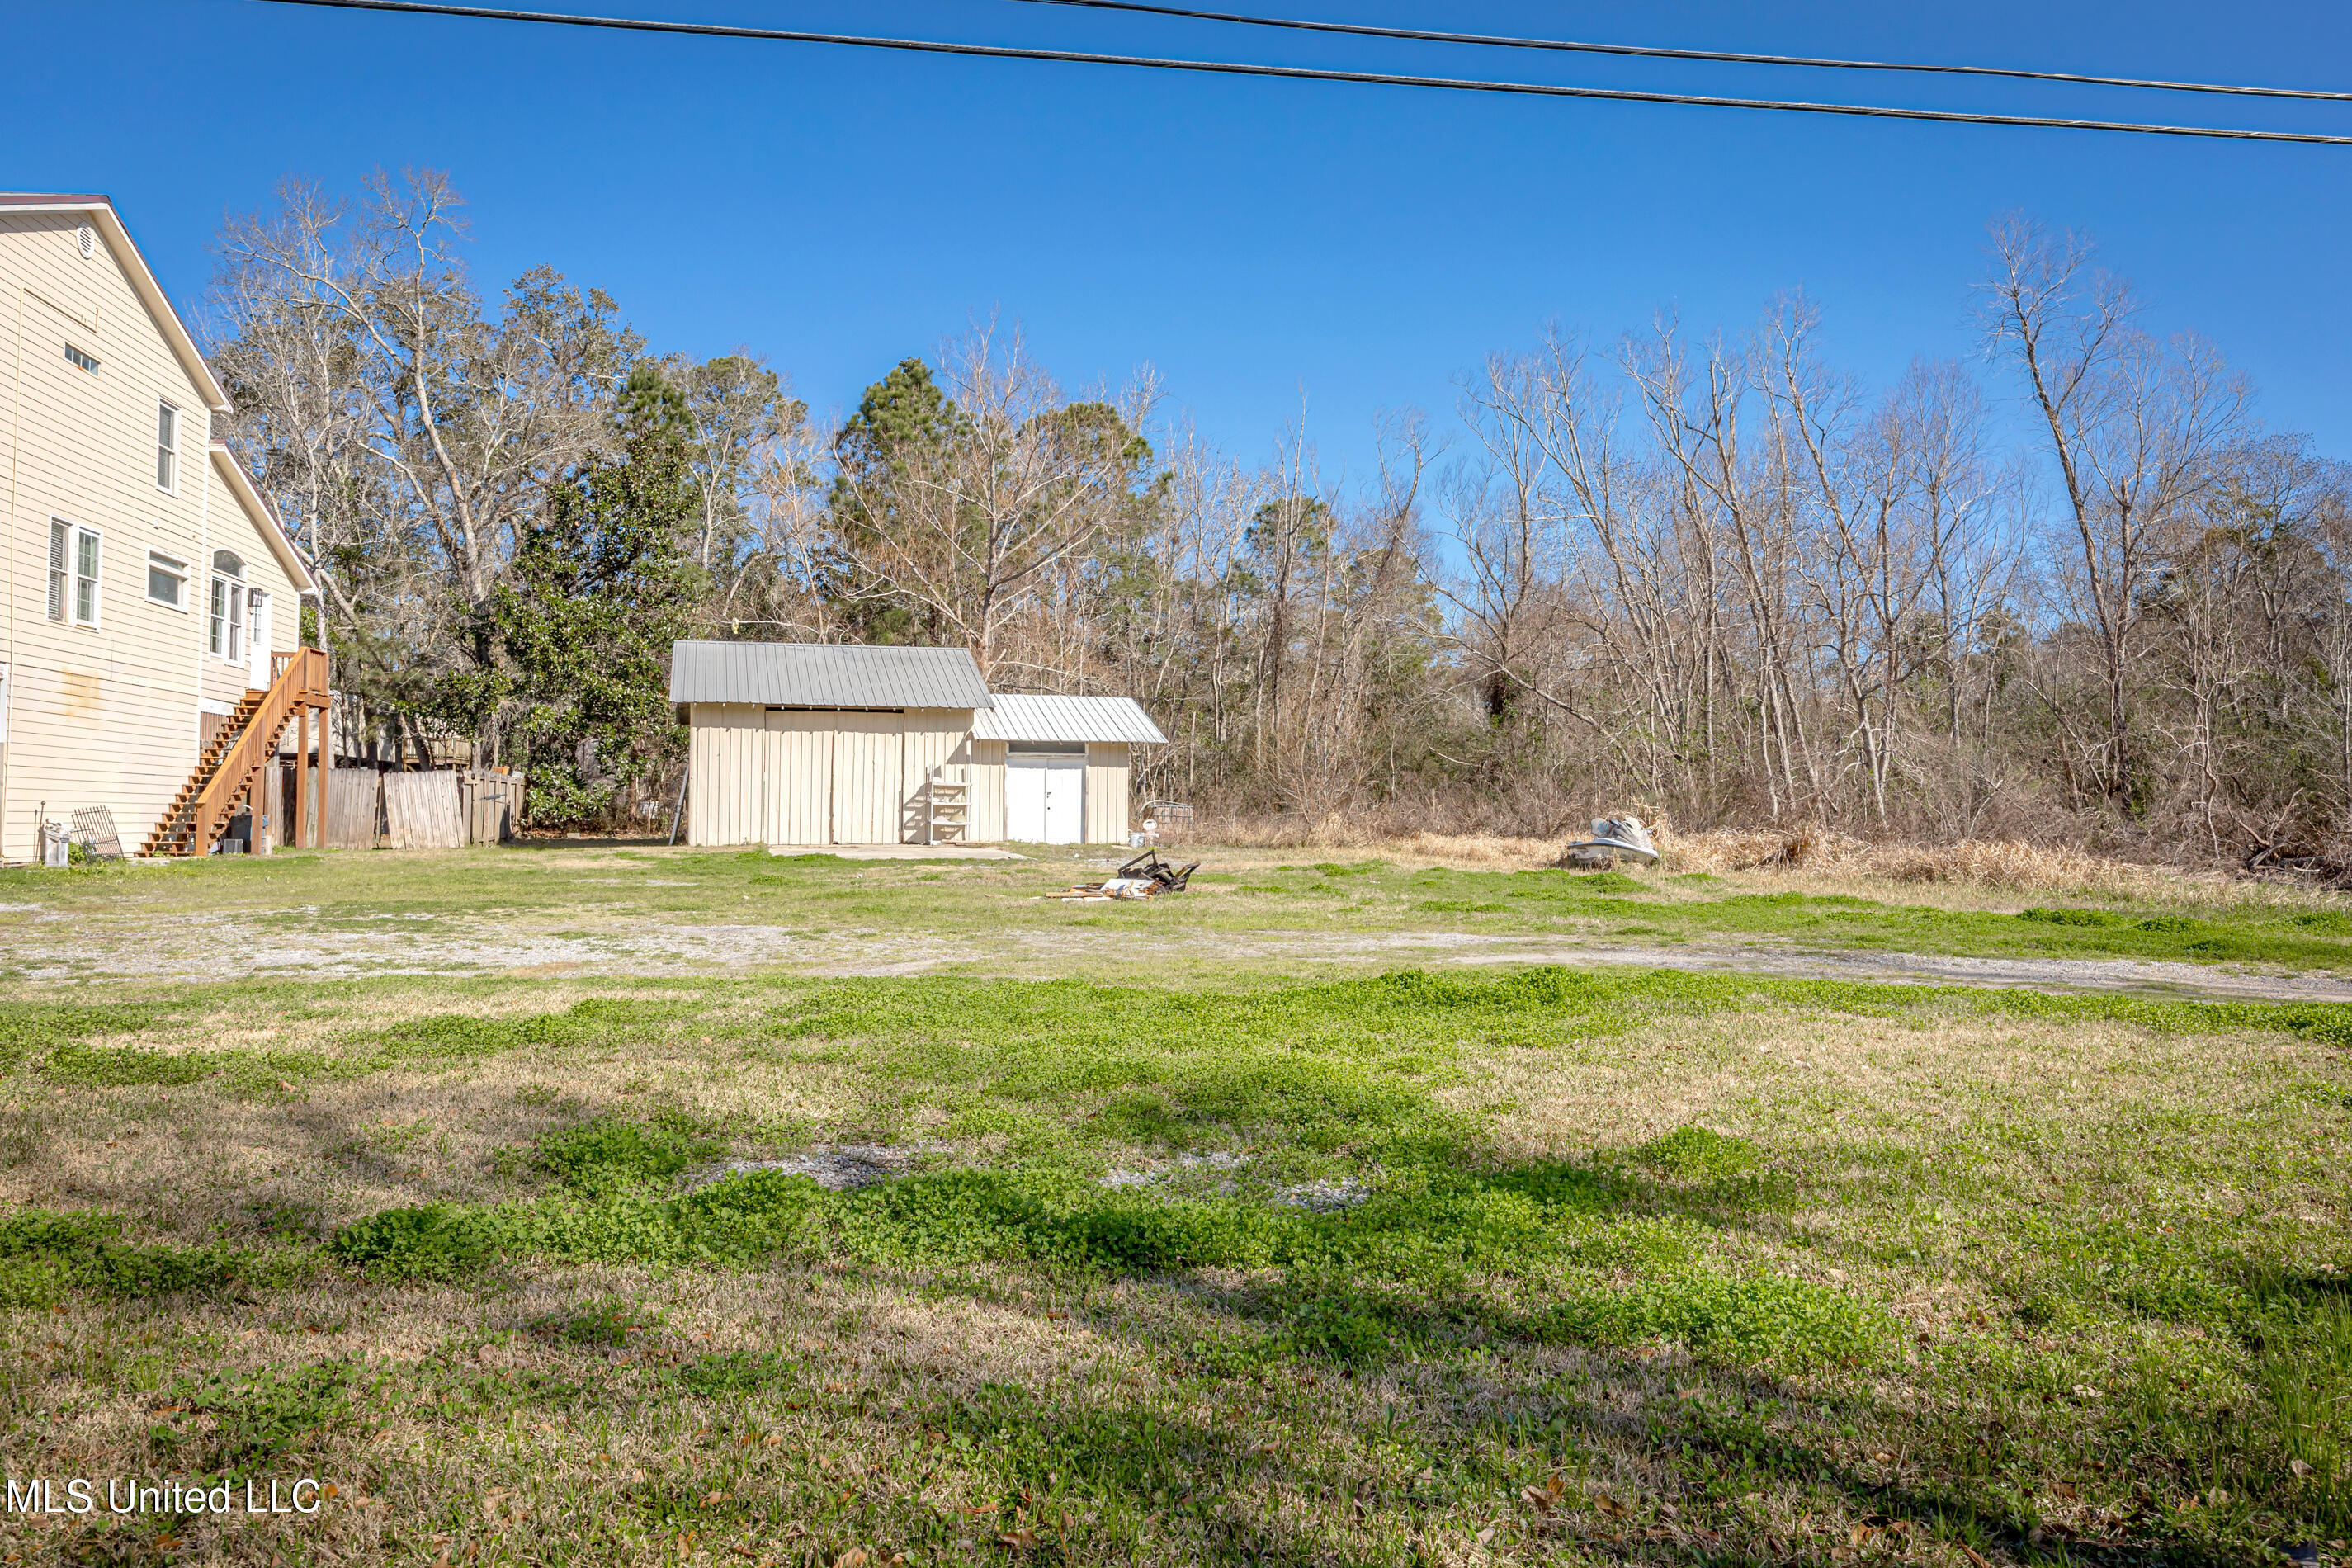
top-left (766, 843), bottom-right (1028, 861)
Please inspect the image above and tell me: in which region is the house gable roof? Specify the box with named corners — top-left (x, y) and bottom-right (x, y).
top-left (669, 641), bottom-right (993, 710)
top-left (972, 694), bottom-right (1167, 745)
top-left (211, 445), bottom-right (318, 594)
top-left (0, 193), bottom-right (231, 413)
top-left (3, 194), bottom-right (318, 598)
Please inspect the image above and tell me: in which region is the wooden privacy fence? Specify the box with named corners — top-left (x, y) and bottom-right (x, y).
top-left (459, 771), bottom-right (523, 845)
top-left (324, 767), bottom-right (381, 850)
top-left (313, 768), bottom-right (527, 850)
top-left (383, 772), bottom-right (463, 849)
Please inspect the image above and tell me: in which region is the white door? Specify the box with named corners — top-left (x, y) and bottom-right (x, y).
top-left (246, 589), bottom-right (272, 689)
top-left (1007, 754), bottom-right (1084, 844)
top-left (1006, 759), bottom-right (1045, 842)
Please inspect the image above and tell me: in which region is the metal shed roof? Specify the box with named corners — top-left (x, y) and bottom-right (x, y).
top-left (971, 694), bottom-right (1168, 745)
top-left (669, 641), bottom-right (993, 710)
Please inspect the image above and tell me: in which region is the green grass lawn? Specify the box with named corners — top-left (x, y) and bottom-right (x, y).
top-left (0, 851), bottom-right (2348, 1568)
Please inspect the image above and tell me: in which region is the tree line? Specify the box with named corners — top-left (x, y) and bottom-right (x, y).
top-left (210, 172), bottom-right (2352, 864)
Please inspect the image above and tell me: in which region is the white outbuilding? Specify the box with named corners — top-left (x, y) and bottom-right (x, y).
top-left (670, 641), bottom-right (1168, 848)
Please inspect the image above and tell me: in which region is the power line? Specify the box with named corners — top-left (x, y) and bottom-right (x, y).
top-left (1000, 0), bottom-right (2352, 106)
top-left (244, 0), bottom-right (2352, 145)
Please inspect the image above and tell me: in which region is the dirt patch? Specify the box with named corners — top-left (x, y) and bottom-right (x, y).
top-left (12, 904), bottom-right (2352, 1003)
top-left (683, 1144), bottom-right (933, 1192)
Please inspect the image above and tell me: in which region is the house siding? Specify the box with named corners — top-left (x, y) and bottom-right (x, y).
top-left (1, 212), bottom-right (217, 860)
top-left (0, 211), bottom-right (314, 860)
top-left (198, 456), bottom-right (300, 713)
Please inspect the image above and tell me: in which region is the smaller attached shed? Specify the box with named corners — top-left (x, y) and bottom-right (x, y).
top-left (971, 695), bottom-right (1168, 845)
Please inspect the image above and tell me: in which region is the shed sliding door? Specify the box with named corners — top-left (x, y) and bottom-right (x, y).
top-left (829, 711), bottom-right (904, 844)
top-left (763, 710), bottom-right (834, 846)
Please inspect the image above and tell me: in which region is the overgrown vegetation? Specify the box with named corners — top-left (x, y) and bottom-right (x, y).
top-left (215, 175), bottom-right (2352, 861)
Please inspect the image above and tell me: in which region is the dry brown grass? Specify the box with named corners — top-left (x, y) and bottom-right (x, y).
top-left (0, 1249), bottom-right (1868, 1568)
top-left (0, 990), bottom-right (868, 1241)
top-left (1191, 811), bottom-right (2310, 904)
top-left (1658, 824), bottom-right (2224, 898)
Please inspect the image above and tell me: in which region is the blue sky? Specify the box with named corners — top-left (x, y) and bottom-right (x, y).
top-left (8, 0), bottom-right (2350, 494)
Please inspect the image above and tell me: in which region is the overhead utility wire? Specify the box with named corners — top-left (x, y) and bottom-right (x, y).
top-left (244, 0), bottom-right (2352, 146)
top-left (1001, 0), bottom-right (2352, 105)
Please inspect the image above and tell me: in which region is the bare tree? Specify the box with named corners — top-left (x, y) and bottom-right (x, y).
top-left (828, 325), bottom-right (1155, 678)
top-left (1982, 214), bottom-right (2249, 814)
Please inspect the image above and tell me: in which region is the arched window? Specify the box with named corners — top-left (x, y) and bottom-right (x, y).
top-left (210, 553), bottom-right (247, 660)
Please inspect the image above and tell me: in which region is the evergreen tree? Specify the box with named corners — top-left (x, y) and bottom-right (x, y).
top-left (494, 366), bottom-right (701, 824)
top-left (824, 357), bottom-right (964, 643)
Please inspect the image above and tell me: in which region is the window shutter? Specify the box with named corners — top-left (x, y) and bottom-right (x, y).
top-left (46, 522), bottom-right (66, 621)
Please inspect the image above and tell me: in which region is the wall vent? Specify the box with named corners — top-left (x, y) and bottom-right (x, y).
top-left (77, 224), bottom-right (97, 260)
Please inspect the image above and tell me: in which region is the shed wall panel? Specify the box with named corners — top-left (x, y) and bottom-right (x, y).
top-left (687, 703), bottom-right (766, 845)
top-left (900, 708), bottom-right (971, 842)
top-left (971, 741), bottom-right (1006, 842)
top-left (1085, 744), bottom-right (1130, 844)
top-left (763, 708), bottom-right (834, 845)
top-left (829, 711), bottom-right (903, 844)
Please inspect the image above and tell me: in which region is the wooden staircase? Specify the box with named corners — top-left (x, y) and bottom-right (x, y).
top-left (924, 763), bottom-right (971, 845)
top-left (142, 691), bottom-right (272, 855)
top-left (144, 649), bottom-right (333, 857)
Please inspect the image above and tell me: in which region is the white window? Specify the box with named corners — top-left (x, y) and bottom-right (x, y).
top-left (210, 551), bottom-right (245, 661)
top-left (48, 520), bottom-right (99, 627)
top-left (156, 403), bottom-right (177, 493)
top-left (147, 550), bottom-right (187, 609)
top-left (64, 344), bottom-right (97, 375)
top-left (75, 529), bottom-right (101, 626)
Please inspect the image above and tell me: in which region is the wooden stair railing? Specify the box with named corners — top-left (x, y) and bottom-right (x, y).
top-left (139, 690), bottom-right (271, 856)
top-left (144, 649), bottom-right (333, 857)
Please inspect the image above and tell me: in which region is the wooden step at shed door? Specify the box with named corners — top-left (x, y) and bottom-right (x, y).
top-left (925, 763), bottom-right (971, 844)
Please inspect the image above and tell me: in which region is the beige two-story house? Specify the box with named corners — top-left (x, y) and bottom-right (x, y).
top-left (0, 193), bottom-right (317, 861)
